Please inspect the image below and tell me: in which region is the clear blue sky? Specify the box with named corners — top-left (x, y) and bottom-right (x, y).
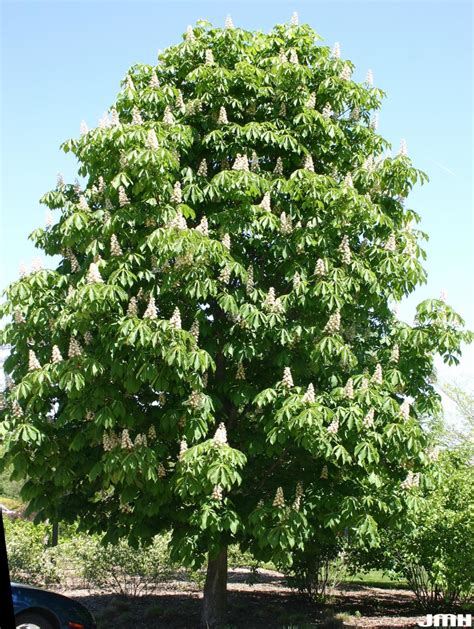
top-left (1, 0), bottom-right (473, 377)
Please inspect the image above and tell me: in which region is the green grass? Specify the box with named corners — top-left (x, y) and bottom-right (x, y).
top-left (0, 496), bottom-right (23, 511)
top-left (342, 569), bottom-right (408, 588)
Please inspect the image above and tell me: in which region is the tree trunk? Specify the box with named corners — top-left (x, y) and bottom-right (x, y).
top-left (51, 522), bottom-right (59, 547)
top-left (200, 546), bottom-right (228, 628)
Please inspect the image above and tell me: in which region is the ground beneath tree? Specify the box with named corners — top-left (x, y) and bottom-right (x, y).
top-left (64, 568), bottom-right (426, 628)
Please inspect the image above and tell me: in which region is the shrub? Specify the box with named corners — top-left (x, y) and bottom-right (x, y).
top-left (0, 449), bottom-right (23, 500)
top-left (228, 544), bottom-right (257, 569)
top-left (348, 450), bottom-right (474, 609)
top-left (284, 537), bottom-right (346, 602)
top-left (4, 518), bottom-right (59, 586)
top-left (4, 518), bottom-right (175, 594)
top-left (399, 458), bottom-right (473, 609)
top-left (76, 534), bottom-right (174, 596)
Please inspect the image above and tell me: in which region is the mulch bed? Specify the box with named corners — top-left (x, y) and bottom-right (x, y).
top-left (64, 568), bottom-right (426, 628)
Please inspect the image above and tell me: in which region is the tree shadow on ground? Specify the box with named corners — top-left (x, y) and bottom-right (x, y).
top-left (70, 583), bottom-right (422, 628)
top-left (332, 584), bottom-right (420, 618)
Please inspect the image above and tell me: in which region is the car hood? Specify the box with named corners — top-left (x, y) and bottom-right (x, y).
top-left (12, 583), bottom-right (96, 628)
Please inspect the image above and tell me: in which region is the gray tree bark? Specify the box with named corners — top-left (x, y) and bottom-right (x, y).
top-left (200, 546), bottom-right (228, 628)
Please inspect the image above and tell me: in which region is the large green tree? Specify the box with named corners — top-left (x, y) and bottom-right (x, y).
top-left (0, 15), bottom-right (471, 626)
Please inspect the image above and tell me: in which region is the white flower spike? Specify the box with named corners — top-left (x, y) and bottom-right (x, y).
top-left (385, 234), bottom-right (396, 252)
top-left (344, 378), bottom-right (354, 399)
top-left (400, 398), bottom-right (411, 421)
top-left (236, 361), bottom-right (246, 380)
top-left (399, 139), bottom-right (408, 156)
top-left (339, 235), bottom-right (352, 265)
top-left (170, 307), bottom-right (182, 330)
top-left (146, 129), bottom-right (159, 150)
top-left (118, 186), bottom-right (129, 206)
top-left (78, 195), bottom-right (89, 211)
top-left (259, 192), bottom-right (271, 212)
top-left (197, 159), bottom-right (208, 177)
top-left (371, 363), bottom-right (383, 385)
top-left (303, 383), bottom-right (315, 404)
top-left (324, 311), bottom-right (341, 335)
top-left (273, 487), bottom-right (285, 508)
top-left (222, 233), bottom-right (231, 250)
top-left (127, 297), bottom-right (138, 317)
top-left (144, 296), bottom-right (158, 320)
top-left (217, 106), bottom-right (228, 124)
top-left (274, 157), bottom-right (284, 175)
top-left (212, 485), bottom-right (223, 501)
top-left (149, 71), bottom-right (160, 87)
top-left (196, 216), bottom-right (209, 236)
top-left (86, 262), bottom-right (103, 284)
top-left (163, 106), bottom-right (175, 125)
top-left (282, 367), bottom-right (294, 389)
top-left (28, 350), bottom-right (41, 371)
top-left (322, 103), bottom-right (333, 119)
top-left (315, 258), bottom-right (326, 276)
top-left (51, 345), bottom-right (63, 364)
top-left (363, 408), bottom-right (375, 428)
top-left (110, 234), bottom-right (123, 257)
top-left (303, 155), bottom-right (314, 172)
top-left (171, 181), bottom-right (182, 204)
top-left (213, 423), bottom-right (228, 446)
top-left (68, 337), bottom-right (83, 358)
top-left (340, 64), bottom-right (352, 81)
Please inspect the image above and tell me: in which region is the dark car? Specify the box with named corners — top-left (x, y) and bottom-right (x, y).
top-left (12, 583), bottom-right (96, 629)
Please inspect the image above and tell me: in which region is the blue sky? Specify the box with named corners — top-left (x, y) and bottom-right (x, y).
top-left (1, 0), bottom-right (473, 380)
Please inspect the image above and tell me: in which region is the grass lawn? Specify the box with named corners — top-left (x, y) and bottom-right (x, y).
top-left (342, 569), bottom-right (408, 589)
top-left (0, 495), bottom-right (23, 511)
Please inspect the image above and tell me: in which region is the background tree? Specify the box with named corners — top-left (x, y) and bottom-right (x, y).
top-left (0, 14), bottom-right (471, 626)
top-left (348, 432), bottom-right (474, 609)
top-left (439, 382), bottom-right (474, 446)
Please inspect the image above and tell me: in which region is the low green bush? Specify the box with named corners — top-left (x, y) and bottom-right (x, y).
top-left (0, 452), bottom-right (23, 501)
top-left (68, 533), bottom-right (174, 596)
top-left (4, 517), bottom-right (59, 586)
top-left (4, 518), bottom-right (175, 595)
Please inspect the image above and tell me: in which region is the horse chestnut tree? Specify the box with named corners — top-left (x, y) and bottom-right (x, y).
top-left (1, 15), bottom-right (471, 627)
